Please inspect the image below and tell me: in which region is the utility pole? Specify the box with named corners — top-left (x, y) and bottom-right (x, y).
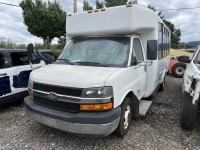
top-left (73, 0), bottom-right (77, 13)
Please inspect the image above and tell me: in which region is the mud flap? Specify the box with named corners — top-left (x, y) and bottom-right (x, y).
top-left (0, 76), bottom-right (11, 96)
top-left (13, 70), bottom-right (31, 88)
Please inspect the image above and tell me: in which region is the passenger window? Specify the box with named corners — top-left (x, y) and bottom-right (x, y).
top-left (10, 52), bottom-right (29, 66)
top-left (132, 38), bottom-right (144, 63)
top-left (0, 53), bottom-right (4, 69)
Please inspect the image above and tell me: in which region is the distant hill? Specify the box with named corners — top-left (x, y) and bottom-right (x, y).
top-left (180, 41), bottom-right (200, 49)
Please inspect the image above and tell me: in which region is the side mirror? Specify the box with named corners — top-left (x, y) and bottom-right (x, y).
top-left (27, 43), bottom-right (34, 61)
top-left (147, 40), bottom-right (157, 60)
top-left (178, 55), bottom-right (191, 63)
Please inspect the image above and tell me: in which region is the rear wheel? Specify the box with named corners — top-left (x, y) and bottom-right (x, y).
top-left (180, 92), bottom-right (198, 130)
top-left (172, 63), bottom-right (186, 78)
top-left (115, 97), bottom-right (132, 137)
top-left (158, 76), bottom-right (165, 92)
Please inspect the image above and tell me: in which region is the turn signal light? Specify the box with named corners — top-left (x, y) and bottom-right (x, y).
top-left (80, 102), bottom-right (113, 111)
top-left (29, 92), bottom-right (34, 100)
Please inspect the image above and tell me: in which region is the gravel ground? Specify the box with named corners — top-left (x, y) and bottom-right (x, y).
top-left (1, 75), bottom-right (200, 150)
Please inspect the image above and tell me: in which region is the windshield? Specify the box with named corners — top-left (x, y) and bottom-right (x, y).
top-left (194, 50), bottom-right (200, 64)
top-left (57, 37), bottom-right (130, 67)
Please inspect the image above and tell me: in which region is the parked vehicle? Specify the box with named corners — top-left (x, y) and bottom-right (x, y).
top-left (0, 49), bottom-right (45, 106)
top-left (24, 4), bottom-right (171, 137)
top-left (168, 56), bottom-right (186, 78)
top-left (180, 47), bottom-right (200, 130)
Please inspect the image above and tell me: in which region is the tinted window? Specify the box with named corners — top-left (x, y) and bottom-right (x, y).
top-left (0, 53), bottom-right (4, 69)
top-left (10, 52), bottom-right (29, 66)
top-left (132, 38), bottom-right (144, 63)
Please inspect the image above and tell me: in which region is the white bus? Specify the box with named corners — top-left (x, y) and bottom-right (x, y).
top-left (24, 4), bottom-right (171, 137)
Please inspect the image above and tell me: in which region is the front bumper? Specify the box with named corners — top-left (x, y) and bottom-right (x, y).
top-left (24, 97), bottom-right (121, 137)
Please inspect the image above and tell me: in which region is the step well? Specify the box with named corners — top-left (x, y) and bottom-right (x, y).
top-left (139, 100), bottom-right (152, 116)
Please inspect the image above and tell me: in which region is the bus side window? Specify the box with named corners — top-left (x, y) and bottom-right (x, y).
top-left (0, 53), bottom-right (4, 69)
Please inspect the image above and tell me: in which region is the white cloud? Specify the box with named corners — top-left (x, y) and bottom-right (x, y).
top-left (0, 0), bottom-right (199, 45)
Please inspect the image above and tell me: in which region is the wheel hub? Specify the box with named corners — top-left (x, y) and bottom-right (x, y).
top-left (124, 105), bottom-right (131, 129)
top-left (176, 66), bottom-right (185, 75)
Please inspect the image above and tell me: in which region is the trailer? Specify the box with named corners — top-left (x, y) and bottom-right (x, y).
top-left (24, 4), bottom-right (171, 137)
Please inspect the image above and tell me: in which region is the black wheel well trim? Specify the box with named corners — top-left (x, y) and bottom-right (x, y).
top-left (124, 91), bottom-right (139, 117)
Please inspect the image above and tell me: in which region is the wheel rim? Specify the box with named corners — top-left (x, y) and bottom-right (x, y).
top-left (124, 105), bottom-right (131, 129)
top-left (175, 66), bottom-right (185, 75)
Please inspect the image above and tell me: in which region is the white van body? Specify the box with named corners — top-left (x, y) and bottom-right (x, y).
top-left (24, 4), bottom-right (171, 137)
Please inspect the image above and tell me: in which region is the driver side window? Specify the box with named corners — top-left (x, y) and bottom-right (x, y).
top-left (132, 38), bottom-right (144, 64)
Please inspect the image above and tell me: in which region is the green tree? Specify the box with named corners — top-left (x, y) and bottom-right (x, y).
top-left (96, 0), bottom-right (104, 9)
top-left (83, 0), bottom-right (93, 11)
top-left (105, 0), bottom-right (127, 7)
top-left (148, 5), bottom-right (181, 48)
top-left (19, 0), bottom-right (66, 48)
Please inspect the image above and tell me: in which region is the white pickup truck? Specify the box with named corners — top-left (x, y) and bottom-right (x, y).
top-left (24, 4), bottom-right (170, 137)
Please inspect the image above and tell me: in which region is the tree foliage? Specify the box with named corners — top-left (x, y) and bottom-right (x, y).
top-left (19, 0), bottom-right (66, 48)
top-left (83, 0), bottom-right (93, 11)
top-left (163, 20), bottom-right (181, 48)
top-left (96, 0), bottom-right (104, 9)
top-left (105, 0), bottom-right (127, 7)
top-left (148, 5), bottom-right (181, 48)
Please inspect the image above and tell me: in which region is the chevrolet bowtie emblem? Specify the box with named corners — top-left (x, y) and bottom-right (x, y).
top-left (47, 92), bottom-right (58, 101)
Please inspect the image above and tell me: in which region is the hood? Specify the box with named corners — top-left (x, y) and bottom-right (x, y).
top-left (30, 64), bottom-right (120, 88)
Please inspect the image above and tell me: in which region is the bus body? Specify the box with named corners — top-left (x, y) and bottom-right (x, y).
top-left (24, 4), bottom-right (171, 137)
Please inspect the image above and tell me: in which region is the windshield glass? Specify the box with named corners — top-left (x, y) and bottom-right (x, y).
top-left (194, 50), bottom-right (200, 64)
top-left (58, 37), bottom-right (130, 67)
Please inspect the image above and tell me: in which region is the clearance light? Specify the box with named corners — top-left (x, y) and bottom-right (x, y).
top-left (80, 102), bottom-right (113, 111)
top-left (126, 4), bottom-right (132, 8)
top-left (29, 92), bottom-right (34, 101)
top-left (101, 8), bottom-right (106, 11)
top-left (88, 10), bottom-right (93, 13)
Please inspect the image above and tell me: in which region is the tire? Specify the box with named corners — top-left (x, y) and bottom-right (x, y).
top-left (172, 63), bottom-right (186, 78)
top-left (158, 76), bottom-right (165, 92)
top-left (180, 92), bottom-right (198, 130)
top-left (115, 97), bottom-right (132, 137)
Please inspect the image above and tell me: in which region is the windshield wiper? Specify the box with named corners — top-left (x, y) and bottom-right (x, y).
top-left (75, 61), bottom-right (109, 67)
top-left (57, 59), bottom-right (74, 65)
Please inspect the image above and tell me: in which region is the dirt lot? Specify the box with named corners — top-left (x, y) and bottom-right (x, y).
top-left (0, 75), bottom-right (200, 150)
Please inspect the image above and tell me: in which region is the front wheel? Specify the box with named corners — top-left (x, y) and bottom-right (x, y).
top-left (180, 92), bottom-right (198, 130)
top-left (115, 97), bottom-right (132, 137)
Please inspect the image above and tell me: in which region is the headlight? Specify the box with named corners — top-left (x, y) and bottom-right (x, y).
top-left (28, 78), bottom-right (33, 90)
top-left (82, 87), bottom-right (113, 98)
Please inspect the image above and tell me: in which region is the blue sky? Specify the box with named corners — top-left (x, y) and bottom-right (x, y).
top-left (0, 0), bottom-right (200, 45)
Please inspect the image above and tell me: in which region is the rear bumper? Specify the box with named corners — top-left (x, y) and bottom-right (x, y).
top-left (24, 97), bottom-right (121, 137)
